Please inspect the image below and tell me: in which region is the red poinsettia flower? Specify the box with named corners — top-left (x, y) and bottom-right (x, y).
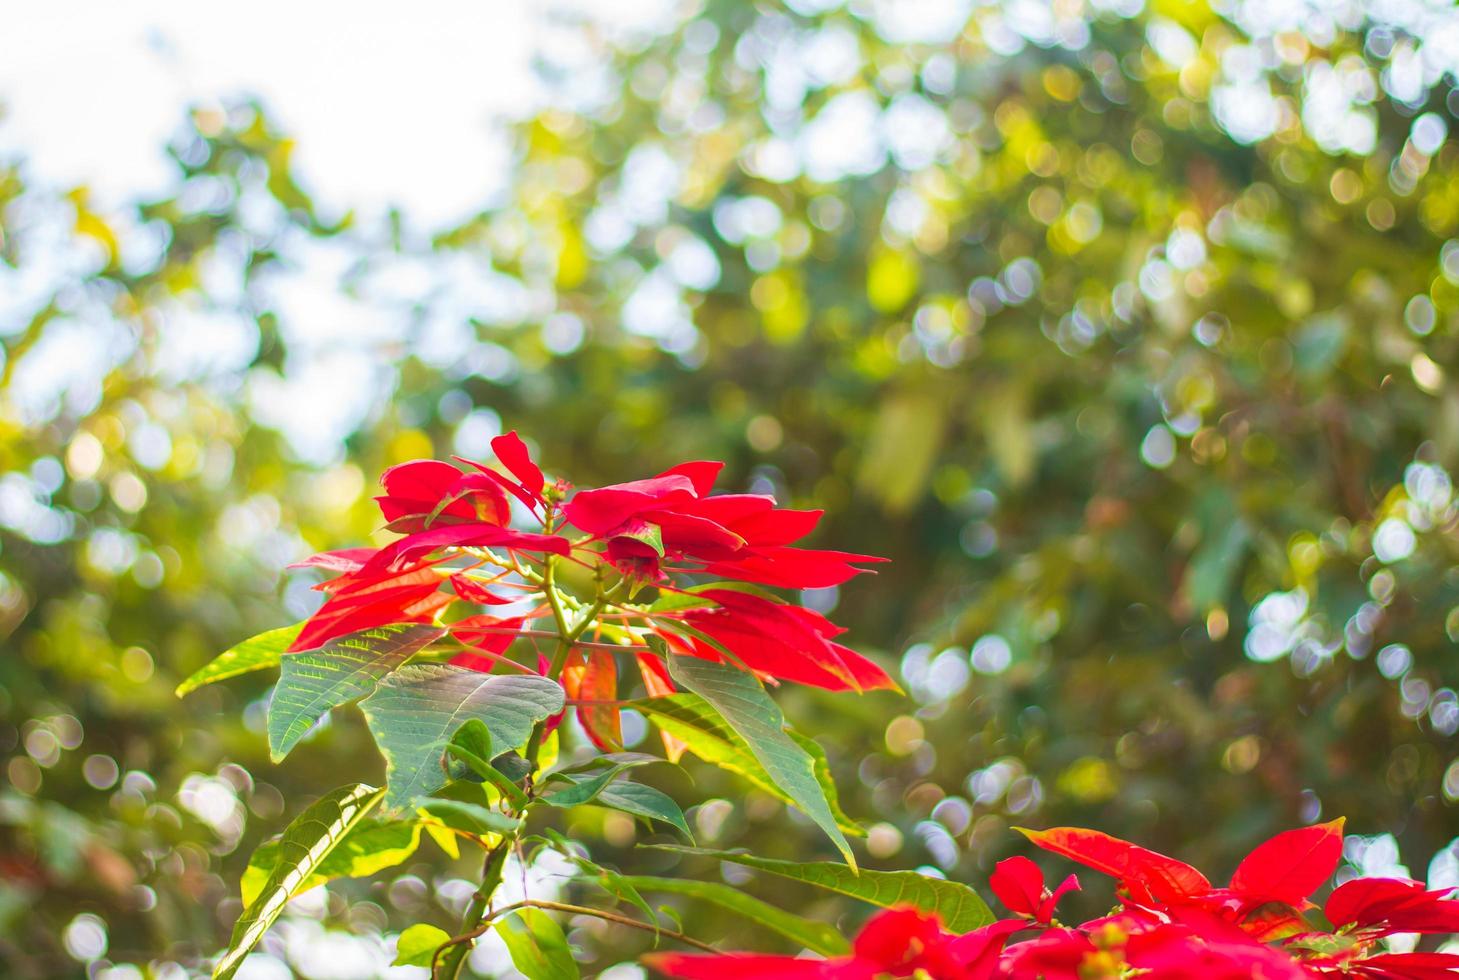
top-left (648, 588), bottom-right (897, 693)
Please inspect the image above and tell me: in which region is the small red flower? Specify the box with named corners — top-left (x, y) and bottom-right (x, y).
top-left (989, 856), bottom-right (1080, 924)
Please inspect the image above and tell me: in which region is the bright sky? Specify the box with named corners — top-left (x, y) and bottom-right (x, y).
top-left (0, 0), bottom-right (668, 227)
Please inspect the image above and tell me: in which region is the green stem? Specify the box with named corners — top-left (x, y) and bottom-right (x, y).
top-left (437, 554), bottom-right (621, 978)
top-left (436, 842), bottom-right (511, 979)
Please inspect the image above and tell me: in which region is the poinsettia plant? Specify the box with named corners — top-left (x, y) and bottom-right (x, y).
top-left (180, 432), bottom-right (890, 978)
top-left (179, 433), bottom-right (1459, 979)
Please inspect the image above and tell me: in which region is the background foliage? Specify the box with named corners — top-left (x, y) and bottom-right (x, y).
top-left (5, 0), bottom-right (1459, 975)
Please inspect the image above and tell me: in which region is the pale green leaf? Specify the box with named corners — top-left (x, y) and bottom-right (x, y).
top-left (667, 654), bottom-right (853, 867)
top-left (268, 624), bottom-right (445, 762)
top-left (214, 783), bottom-right (385, 980)
top-left (495, 909), bottom-right (579, 980)
top-left (628, 693), bottom-right (860, 836)
top-left (240, 817), bottom-right (422, 906)
top-left (175, 623), bottom-right (303, 698)
top-left (393, 923), bottom-right (450, 967)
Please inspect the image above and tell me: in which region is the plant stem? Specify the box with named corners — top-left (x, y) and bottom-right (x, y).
top-left (436, 554), bottom-right (618, 978)
top-left (435, 841), bottom-right (511, 979)
top-left (431, 898), bottom-right (719, 974)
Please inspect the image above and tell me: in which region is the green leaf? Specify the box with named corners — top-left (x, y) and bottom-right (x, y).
top-left (537, 755), bottom-right (667, 809)
top-left (655, 846), bottom-right (994, 934)
top-left (495, 909), bottom-right (580, 980)
top-left (417, 798), bottom-right (520, 838)
top-left (561, 850), bottom-right (658, 927)
top-left (240, 817), bottom-right (422, 906)
top-left (667, 654), bottom-right (854, 867)
top-left (538, 769), bottom-right (631, 809)
top-left (615, 874), bottom-right (848, 956)
top-left (393, 923), bottom-right (450, 967)
top-left (214, 783), bottom-right (385, 980)
top-left (592, 781), bottom-right (693, 841)
top-left (554, 751), bottom-right (664, 774)
top-left (175, 623), bottom-right (304, 697)
top-left (269, 624), bottom-right (445, 762)
top-left (359, 665), bottom-right (564, 809)
top-left (447, 720), bottom-right (530, 809)
top-left (629, 694), bottom-right (860, 836)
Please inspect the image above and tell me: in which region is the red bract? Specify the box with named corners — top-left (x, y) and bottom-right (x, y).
top-left (562, 462), bottom-right (885, 587)
top-left (1338, 952), bottom-right (1459, 979)
top-left (455, 433), bottom-right (554, 516)
top-left (364, 523), bottom-right (569, 571)
top-left (562, 647), bottom-right (623, 751)
top-left (989, 856), bottom-right (1079, 924)
top-left (1230, 819), bottom-right (1346, 907)
top-left (376, 459), bottom-right (512, 531)
top-left (287, 557), bottom-right (454, 652)
top-left (1325, 877), bottom-right (1459, 935)
top-left (651, 588), bottom-right (896, 693)
top-left (1016, 826), bottom-right (1212, 904)
top-left (448, 614), bottom-right (530, 672)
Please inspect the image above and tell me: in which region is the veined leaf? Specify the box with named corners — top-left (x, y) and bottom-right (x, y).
top-left (592, 781), bottom-right (693, 841)
top-left (654, 846), bottom-right (994, 934)
top-left (359, 665), bottom-right (564, 809)
top-left (175, 623), bottom-right (304, 697)
top-left (418, 798), bottom-right (520, 839)
top-left (496, 908), bottom-right (580, 980)
top-left (667, 654), bottom-right (853, 867)
top-left (616, 874), bottom-right (848, 956)
top-left (268, 624), bottom-right (445, 762)
top-left (393, 923), bottom-right (450, 967)
top-left (628, 694), bottom-right (860, 836)
top-left (240, 816), bottom-right (422, 906)
top-left (214, 783), bottom-right (385, 980)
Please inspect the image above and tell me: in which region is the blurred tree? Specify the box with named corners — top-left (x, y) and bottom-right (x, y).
top-left (4, 0), bottom-right (1459, 975)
